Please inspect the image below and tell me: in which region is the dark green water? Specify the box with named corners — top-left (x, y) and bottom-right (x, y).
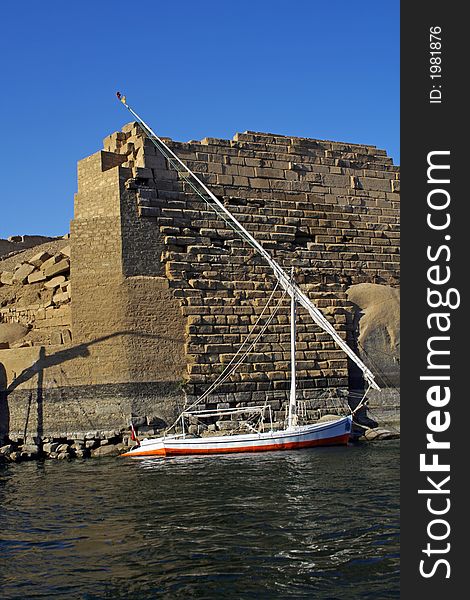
top-left (0, 441), bottom-right (399, 599)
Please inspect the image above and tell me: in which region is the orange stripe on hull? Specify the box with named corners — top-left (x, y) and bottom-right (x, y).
top-left (122, 433), bottom-right (350, 458)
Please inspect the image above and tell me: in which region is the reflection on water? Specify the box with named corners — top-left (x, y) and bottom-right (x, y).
top-left (0, 442), bottom-right (399, 599)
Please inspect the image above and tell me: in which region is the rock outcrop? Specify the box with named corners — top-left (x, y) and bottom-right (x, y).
top-left (346, 283), bottom-right (400, 430)
top-left (346, 283), bottom-right (399, 386)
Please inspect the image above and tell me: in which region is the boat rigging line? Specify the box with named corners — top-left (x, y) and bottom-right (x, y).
top-left (164, 279), bottom-right (288, 435)
top-left (193, 280), bottom-right (286, 406)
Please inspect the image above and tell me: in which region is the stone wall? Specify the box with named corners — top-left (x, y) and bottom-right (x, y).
top-left (102, 123), bottom-right (399, 420)
top-left (70, 149), bottom-right (188, 411)
top-left (0, 122), bottom-right (399, 444)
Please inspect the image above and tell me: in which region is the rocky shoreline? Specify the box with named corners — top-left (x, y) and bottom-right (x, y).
top-left (0, 424), bottom-right (399, 463)
top-left (0, 429), bottom-right (133, 463)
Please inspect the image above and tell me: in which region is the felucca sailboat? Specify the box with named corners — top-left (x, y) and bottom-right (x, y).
top-left (116, 93), bottom-right (380, 458)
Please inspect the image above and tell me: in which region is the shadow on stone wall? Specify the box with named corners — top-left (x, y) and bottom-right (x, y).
top-left (0, 362), bottom-right (8, 445)
top-left (2, 331), bottom-right (182, 442)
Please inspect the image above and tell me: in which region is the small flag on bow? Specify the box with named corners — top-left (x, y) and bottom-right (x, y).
top-left (130, 422), bottom-right (140, 445)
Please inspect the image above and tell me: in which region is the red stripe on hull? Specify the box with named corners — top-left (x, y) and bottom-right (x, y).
top-left (122, 433), bottom-right (350, 458)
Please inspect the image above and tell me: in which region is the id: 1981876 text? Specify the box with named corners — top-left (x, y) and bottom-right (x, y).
top-left (429, 26), bottom-right (442, 104)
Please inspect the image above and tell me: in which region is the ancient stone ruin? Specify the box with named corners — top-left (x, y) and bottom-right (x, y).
top-left (0, 123), bottom-right (399, 459)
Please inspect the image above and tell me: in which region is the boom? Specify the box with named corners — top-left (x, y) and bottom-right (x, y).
top-left (116, 93), bottom-right (380, 391)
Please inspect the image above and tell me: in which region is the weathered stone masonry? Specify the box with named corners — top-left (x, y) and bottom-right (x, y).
top-left (0, 122), bottom-right (399, 444)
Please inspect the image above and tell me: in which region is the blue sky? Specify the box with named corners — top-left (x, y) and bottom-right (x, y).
top-left (0, 1), bottom-right (399, 238)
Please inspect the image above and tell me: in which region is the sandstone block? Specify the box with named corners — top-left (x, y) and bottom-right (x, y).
top-left (21, 444), bottom-right (40, 456)
top-left (39, 290), bottom-right (54, 308)
top-left (28, 271), bottom-right (47, 284)
top-left (350, 176), bottom-right (362, 190)
top-left (52, 290), bottom-right (70, 305)
top-left (233, 176), bottom-right (249, 187)
top-left (91, 444), bottom-right (122, 457)
top-left (50, 331), bottom-right (63, 345)
top-left (28, 251), bottom-right (52, 268)
top-left (0, 271), bottom-right (14, 285)
top-left (361, 177), bottom-right (392, 192)
top-left (322, 173), bottom-right (349, 187)
top-left (62, 329), bottom-right (72, 344)
top-left (121, 122), bottom-right (136, 135)
top-left (145, 155), bottom-right (167, 169)
top-left (61, 245), bottom-right (71, 257)
top-left (44, 275), bottom-right (66, 289)
top-left (13, 263), bottom-right (35, 284)
top-left (43, 442), bottom-right (60, 453)
top-left (133, 167), bottom-right (153, 179)
top-left (44, 259), bottom-right (70, 278)
top-left (0, 445), bottom-right (12, 456)
top-left (364, 427), bottom-right (396, 441)
top-left (41, 255), bottom-right (61, 271)
top-left (250, 178), bottom-right (271, 189)
top-left (255, 167), bottom-right (284, 179)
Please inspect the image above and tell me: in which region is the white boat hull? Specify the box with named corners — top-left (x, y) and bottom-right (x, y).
top-left (121, 415), bottom-right (352, 458)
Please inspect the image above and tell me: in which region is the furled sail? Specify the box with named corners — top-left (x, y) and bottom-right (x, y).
top-left (117, 94), bottom-right (380, 391)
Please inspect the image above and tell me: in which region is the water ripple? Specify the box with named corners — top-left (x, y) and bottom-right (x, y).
top-left (0, 441), bottom-right (399, 599)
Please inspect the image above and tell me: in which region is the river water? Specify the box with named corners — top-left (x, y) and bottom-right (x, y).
top-left (0, 441), bottom-right (399, 599)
